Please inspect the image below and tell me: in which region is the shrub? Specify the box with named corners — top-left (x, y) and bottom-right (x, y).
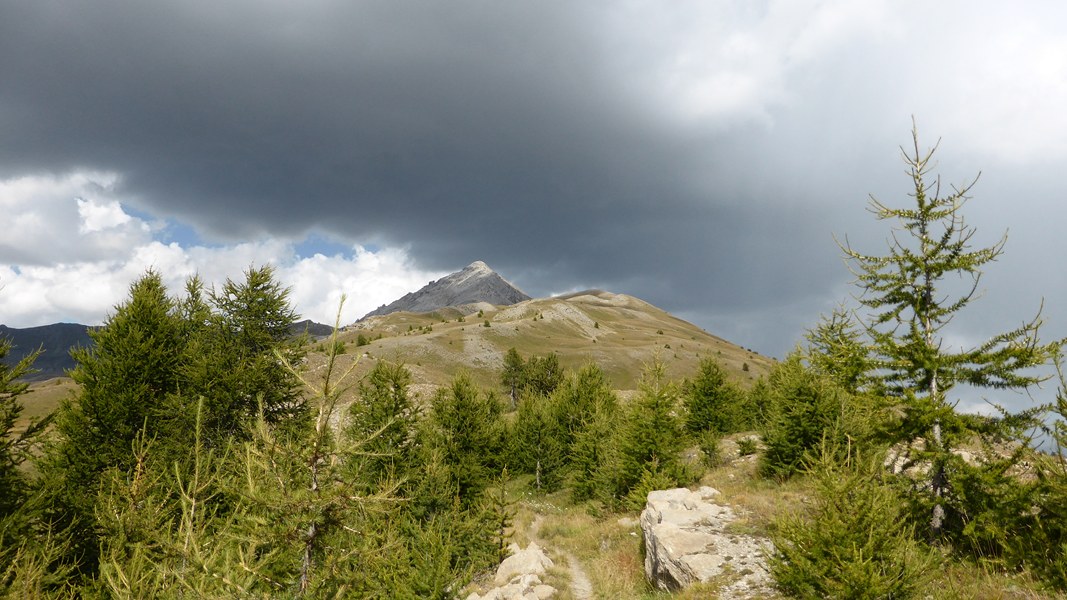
top-left (697, 430), bottom-right (721, 468)
top-left (737, 437), bottom-right (758, 457)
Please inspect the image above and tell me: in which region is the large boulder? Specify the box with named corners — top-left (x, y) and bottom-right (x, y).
top-left (640, 487), bottom-right (773, 597)
top-left (466, 542), bottom-right (556, 600)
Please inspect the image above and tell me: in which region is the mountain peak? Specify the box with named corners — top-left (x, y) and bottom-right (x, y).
top-left (360, 261), bottom-right (530, 320)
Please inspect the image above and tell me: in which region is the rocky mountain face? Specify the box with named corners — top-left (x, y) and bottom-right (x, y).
top-left (361, 261), bottom-right (531, 320)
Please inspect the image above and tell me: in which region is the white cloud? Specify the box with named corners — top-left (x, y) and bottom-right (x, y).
top-left (0, 171), bottom-right (152, 266)
top-left (605, 0), bottom-right (895, 126)
top-left (603, 0), bottom-right (1067, 165)
top-left (77, 198), bottom-right (134, 233)
top-left (279, 246), bottom-right (447, 327)
top-left (0, 171), bottom-right (444, 328)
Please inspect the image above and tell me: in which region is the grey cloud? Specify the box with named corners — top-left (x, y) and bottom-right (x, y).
top-left (2, 1), bottom-right (1065, 360)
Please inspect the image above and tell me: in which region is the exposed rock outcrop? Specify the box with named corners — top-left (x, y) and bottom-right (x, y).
top-left (361, 261), bottom-right (530, 319)
top-left (466, 542), bottom-right (556, 600)
top-left (640, 487), bottom-right (773, 598)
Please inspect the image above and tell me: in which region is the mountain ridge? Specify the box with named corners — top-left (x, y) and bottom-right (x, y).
top-left (338, 288), bottom-right (773, 393)
top-left (1, 320), bottom-right (335, 381)
top-left (360, 261), bottom-right (530, 320)
top-left (0, 323), bottom-right (96, 382)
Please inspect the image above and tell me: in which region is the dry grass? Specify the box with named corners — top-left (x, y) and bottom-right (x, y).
top-left (319, 291), bottom-right (775, 396)
top-left (925, 563), bottom-right (1064, 600)
top-left (496, 434), bottom-right (1066, 599)
top-left (11, 376), bottom-right (74, 435)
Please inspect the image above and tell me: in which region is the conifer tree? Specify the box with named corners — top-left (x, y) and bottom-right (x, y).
top-left (611, 358), bottom-right (686, 500)
top-left (568, 399), bottom-right (618, 503)
top-left (200, 265), bottom-right (305, 433)
top-left (1031, 351), bottom-right (1067, 587)
top-left (345, 359), bottom-right (420, 492)
top-left (0, 337), bottom-right (41, 522)
top-left (426, 373), bottom-right (505, 507)
top-left (770, 445), bottom-right (936, 597)
top-left (758, 352), bottom-right (853, 480)
top-left (509, 393), bottom-right (567, 490)
top-left (44, 270), bottom-right (185, 570)
top-left (0, 336), bottom-right (62, 594)
top-left (682, 357), bottom-right (743, 435)
top-left (551, 363), bottom-right (615, 448)
top-left (838, 123), bottom-right (1059, 537)
top-left (805, 307), bottom-right (873, 395)
top-left (523, 354), bottom-right (564, 397)
top-left (500, 347), bottom-right (525, 409)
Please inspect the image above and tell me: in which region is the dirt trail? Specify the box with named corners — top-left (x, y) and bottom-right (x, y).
top-left (528, 514), bottom-right (593, 600)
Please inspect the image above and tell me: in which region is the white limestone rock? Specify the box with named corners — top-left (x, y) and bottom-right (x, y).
top-left (640, 486), bottom-right (774, 598)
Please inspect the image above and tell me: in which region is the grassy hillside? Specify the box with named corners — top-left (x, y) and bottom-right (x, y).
top-left (11, 377), bottom-right (76, 438)
top-left (16, 290), bottom-right (772, 434)
top-left (307, 290), bottom-right (774, 403)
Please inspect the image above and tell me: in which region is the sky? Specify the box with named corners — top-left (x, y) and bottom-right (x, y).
top-left (2, 1), bottom-right (1066, 411)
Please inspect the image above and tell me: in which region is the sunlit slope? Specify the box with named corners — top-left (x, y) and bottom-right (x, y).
top-left (307, 290), bottom-right (774, 395)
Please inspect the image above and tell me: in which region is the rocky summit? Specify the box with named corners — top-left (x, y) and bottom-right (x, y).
top-left (361, 260), bottom-right (531, 319)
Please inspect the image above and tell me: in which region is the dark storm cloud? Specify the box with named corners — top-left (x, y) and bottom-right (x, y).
top-left (2, 1), bottom-right (1065, 358)
top-left (0, 4), bottom-right (826, 317)
top-left (0, 1), bottom-right (644, 238)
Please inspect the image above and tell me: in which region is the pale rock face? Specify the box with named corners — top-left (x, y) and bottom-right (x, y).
top-left (362, 260), bottom-right (530, 319)
top-left (640, 487), bottom-right (774, 598)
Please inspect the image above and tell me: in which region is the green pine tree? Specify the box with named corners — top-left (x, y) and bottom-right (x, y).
top-left (345, 359), bottom-right (420, 492)
top-left (0, 335), bottom-right (71, 598)
top-left (200, 265), bottom-right (306, 433)
top-left (500, 347), bottom-right (525, 410)
top-left (0, 336), bottom-right (42, 522)
top-left (508, 394), bottom-right (567, 491)
top-left (770, 445), bottom-right (937, 598)
top-left (758, 352), bottom-right (853, 480)
top-left (837, 123), bottom-right (1059, 539)
top-left (568, 399), bottom-right (618, 503)
top-left (682, 357), bottom-right (743, 435)
top-left (611, 358), bottom-right (687, 501)
top-left (43, 270), bottom-right (185, 572)
top-left (551, 363), bottom-right (615, 449)
top-left (425, 373), bottom-right (505, 507)
top-left (523, 354), bottom-right (564, 397)
top-left (805, 306), bottom-right (874, 395)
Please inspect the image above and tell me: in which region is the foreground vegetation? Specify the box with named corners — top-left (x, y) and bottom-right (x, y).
top-left (4, 126), bottom-right (1067, 598)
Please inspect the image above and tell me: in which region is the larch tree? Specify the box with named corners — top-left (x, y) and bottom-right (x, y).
top-left (0, 337), bottom-right (41, 521)
top-left (500, 347), bottom-right (525, 409)
top-left (838, 123), bottom-right (1059, 537)
top-left (204, 265), bottom-right (305, 430)
top-left (682, 357), bottom-right (743, 435)
top-left (45, 270), bottom-right (186, 571)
